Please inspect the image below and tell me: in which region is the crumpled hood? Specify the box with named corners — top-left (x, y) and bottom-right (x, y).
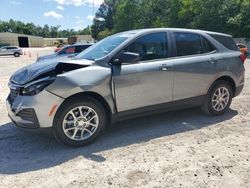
top-left (10, 59), bottom-right (94, 85)
top-left (36, 53), bottom-right (77, 63)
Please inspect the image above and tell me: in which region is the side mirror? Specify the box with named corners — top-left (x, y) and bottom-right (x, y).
top-left (113, 52), bottom-right (139, 65)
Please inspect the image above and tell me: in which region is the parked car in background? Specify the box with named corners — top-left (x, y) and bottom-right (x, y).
top-left (237, 43), bottom-right (248, 56)
top-left (0, 46), bottom-right (23, 57)
top-left (36, 43), bottom-right (92, 63)
top-left (7, 28), bottom-right (245, 146)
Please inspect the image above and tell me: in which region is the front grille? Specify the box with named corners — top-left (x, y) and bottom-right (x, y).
top-left (9, 88), bottom-right (20, 104)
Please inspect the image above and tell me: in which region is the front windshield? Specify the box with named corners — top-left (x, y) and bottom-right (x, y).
top-left (76, 34), bottom-right (128, 60)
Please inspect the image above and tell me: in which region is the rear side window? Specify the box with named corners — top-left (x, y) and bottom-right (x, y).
top-left (209, 34), bottom-right (238, 51)
top-left (174, 32), bottom-right (203, 56)
top-left (174, 32), bottom-right (216, 56)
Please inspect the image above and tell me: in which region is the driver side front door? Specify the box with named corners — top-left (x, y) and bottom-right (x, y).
top-left (113, 32), bottom-right (174, 112)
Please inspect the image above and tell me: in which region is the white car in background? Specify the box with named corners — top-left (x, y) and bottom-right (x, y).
top-left (0, 46), bottom-right (23, 57)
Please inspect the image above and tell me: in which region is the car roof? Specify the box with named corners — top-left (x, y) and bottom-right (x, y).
top-left (119, 28), bottom-right (232, 38)
top-left (1, 46), bottom-right (19, 48)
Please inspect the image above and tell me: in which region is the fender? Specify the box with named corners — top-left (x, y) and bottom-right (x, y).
top-left (46, 65), bottom-right (116, 114)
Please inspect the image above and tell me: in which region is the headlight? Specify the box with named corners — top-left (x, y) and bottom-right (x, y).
top-left (21, 77), bottom-right (55, 96)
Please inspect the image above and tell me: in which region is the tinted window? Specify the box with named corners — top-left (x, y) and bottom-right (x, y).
top-left (201, 36), bottom-right (216, 53)
top-left (174, 32), bottom-right (203, 56)
top-left (59, 46), bottom-right (75, 54)
top-left (209, 34), bottom-right (238, 51)
top-left (125, 32), bottom-right (168, 61)
top-left (6, 47), bottom-right (17, 50)
top-left (75, 45), bottom-right (90, 53)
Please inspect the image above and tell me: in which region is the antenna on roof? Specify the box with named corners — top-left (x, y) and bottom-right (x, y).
top-left (93, 0), bottom-right (94, 18)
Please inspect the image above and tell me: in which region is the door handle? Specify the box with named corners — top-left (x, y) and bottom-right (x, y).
top-left (209, 58), bottom-right (218, 64)
top-left (161, 64), bottom-right (171, 71)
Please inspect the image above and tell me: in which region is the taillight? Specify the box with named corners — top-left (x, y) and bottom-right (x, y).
top-left (240, 54), bottom-right (247, 63)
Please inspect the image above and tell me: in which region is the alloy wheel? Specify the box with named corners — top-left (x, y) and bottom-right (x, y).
top-left (212, 87), bottom-right (230, 112)
top-left (62, 106), bottom-right (99, 141)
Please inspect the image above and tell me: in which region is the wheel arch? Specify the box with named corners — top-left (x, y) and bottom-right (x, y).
top-left (211, 76), bottom-right (236, 96)
top-left (54, 91), bottom-right (112, 126)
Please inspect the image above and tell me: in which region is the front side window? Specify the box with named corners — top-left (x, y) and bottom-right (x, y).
top-left (174, 32), bottom-right (203, 57)
top-left (6, 47), bottom-right (17, 50)
top-left (124, 32), bottom-right (168, 61)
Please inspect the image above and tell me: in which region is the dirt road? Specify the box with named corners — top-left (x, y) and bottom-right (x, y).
top-left (0, 52), bottom-right (249, 188)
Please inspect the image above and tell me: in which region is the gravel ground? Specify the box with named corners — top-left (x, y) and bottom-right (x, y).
top-left (0, 51), bottom-right (249, 188)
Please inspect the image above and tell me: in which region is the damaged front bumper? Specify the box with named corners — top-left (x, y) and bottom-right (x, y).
top-left (6, 89), bottom-right (64, 129)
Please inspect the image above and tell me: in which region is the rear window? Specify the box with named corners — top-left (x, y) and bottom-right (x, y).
top-left (209, 34), bottom-right (238, 51)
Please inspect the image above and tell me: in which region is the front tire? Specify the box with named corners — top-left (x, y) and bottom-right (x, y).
top-left (202, 80), bottom-right (233, 116)
top-left (53, 97), bottom-right (107, 147)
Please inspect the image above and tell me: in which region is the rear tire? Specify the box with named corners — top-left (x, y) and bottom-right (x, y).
top-left (14, 52), bottom-right (20, 57)
top-left (202, 80), bottom-right (233, 116)
top-left (53, 96), bottom-right (107, 147)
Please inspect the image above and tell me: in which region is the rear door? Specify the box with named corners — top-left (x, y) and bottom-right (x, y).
top-left (172, 32), bottom-right (221, 101)
top-left (113, 32), bottom-right (174, 112)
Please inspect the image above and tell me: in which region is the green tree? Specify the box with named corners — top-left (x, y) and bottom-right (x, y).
top-left (91, 0), bottom-right (250, 39)
top-left (0, 19), bottom-right (91, 38)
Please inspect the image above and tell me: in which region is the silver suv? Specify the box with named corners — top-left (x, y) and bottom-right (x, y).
top-left (0, 46), bottom-right (23, 57)
top-left (6, 28), bottom-right (245, 146)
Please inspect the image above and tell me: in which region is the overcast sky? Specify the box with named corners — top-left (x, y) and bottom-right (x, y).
top-left (0, 0), bottom-right (104, 30)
